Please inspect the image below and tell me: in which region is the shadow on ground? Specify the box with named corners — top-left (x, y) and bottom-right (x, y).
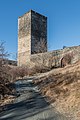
top-left (0, 77), bottom-right (69, 120)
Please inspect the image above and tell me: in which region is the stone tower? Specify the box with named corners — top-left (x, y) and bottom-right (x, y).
top-left (18, 10), bottom-right (47, 66)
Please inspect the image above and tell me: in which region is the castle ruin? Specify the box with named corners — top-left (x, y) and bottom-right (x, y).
top-left (18, 10), bottom-right (80, 68)
top-left (18, 10), bottom-right (47, 66)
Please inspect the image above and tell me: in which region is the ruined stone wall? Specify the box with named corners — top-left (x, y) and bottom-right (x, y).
top-left (18, 10), bottom-right (80, 67)
top-left (30, 46), bottom-right (80, 68)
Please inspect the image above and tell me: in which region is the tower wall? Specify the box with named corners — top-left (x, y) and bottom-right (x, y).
top-left (31, 11), bottom-right (47, 54)
top-left (18, 10), bottom-right (47, 66)
top-left (18, 12), bottom-right (31, 66)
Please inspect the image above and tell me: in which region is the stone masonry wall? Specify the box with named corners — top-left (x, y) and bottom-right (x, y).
top-left (18, 11), bottom-right (31, 66)
top-left (18, 10), bottom-right (80, 67)
top-left (18, 10), bottom-right (47, 66)
top-left (30, 46), bottom-right (80, 68)
top-left (31, 10), bottom-right (47, 54)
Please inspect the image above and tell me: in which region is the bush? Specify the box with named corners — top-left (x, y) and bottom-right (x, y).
top-left (0, 64), bottom-right (14, 99)
top-left (0, 41), bottom-right (14, 100)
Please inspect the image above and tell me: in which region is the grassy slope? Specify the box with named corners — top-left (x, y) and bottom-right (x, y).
top-left (33, 61), bottom-right (80, 119)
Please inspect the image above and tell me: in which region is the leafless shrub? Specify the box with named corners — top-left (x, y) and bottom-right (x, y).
top-left (9, 66), bottom-right (29, 79)
top-left (0, 65), bottom-right (13, 99)
top-left (27, 64), bottom-right (50, 76)
top-left (11, 64), bottom-right (50, 79)
top-left (36, 65), bottom-right (50, 73)
top-left (9, 67), bottom-right (19, 81)
top-left (16, 66), bottom-right (28, 79)
top-left (0, 41), bottom-right (14, 100)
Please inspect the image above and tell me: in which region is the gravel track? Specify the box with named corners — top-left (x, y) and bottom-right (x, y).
top-left (0, 77), bottom-right (70, 120)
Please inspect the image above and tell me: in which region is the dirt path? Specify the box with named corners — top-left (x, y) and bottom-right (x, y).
top-left (0, 77), bottom-right (69, 120)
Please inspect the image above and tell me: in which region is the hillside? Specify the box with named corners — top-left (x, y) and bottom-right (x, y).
top-left (0, 60), bottom-right (80, 119)
top-left (33, 61), bottom-right (80, 119)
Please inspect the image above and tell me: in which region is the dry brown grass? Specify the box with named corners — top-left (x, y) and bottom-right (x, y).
top-left (33, 61), bottom-right (80, 118)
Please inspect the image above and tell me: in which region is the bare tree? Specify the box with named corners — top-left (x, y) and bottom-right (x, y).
top-left (0, 41), bottom-right (12, 99)
top-left (0, 41), bottom-right (9, 58)
top-left (0, 41), bottom-right (9, 66)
